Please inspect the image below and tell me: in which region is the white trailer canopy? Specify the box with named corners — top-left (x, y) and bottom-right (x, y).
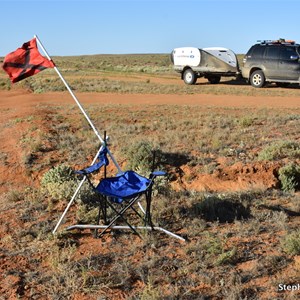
top-left (172, 47), bottom-right (201, 67)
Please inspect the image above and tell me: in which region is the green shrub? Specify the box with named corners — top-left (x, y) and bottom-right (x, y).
top-left (216, 248), bottom-right (237, 265)
top-left (41, 164), bottom-right (78, 201)
top-left (238, 116), bottom-right (255, 128)
top-left (76, 203), bottom-right (99, 224)
top-left (140, 279), bottom-right (161, 300)
top-left (258, 141), bottom-right (300, 161)
top-left (0, 78), bottom-right (11, 90)
top-left (42, 164), bottom-right (74, 185)
top-left (281, 230), bottom-right (300, 255)
top-left (202, 232), bottom-right (223, 256)
top-left (41, 164), bottom-right (99, 223)
top-left (278, 163), bottom-right (300, 192)
top-left (124, 140), bottom-right (156, 173)
top-left (123, 140), bottom-right (169, 195)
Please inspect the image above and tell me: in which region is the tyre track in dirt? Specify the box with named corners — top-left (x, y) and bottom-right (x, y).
top-left (1, 89), bottom-right (300, 109)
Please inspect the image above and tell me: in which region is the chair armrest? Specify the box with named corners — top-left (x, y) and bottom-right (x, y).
top-left (75, 161), bottom-right (105, 175)
top-left (150, 171), bottom-right (167, 177)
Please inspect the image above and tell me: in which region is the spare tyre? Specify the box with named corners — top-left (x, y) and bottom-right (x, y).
top-left (207, 75), bottom-right (221, 84)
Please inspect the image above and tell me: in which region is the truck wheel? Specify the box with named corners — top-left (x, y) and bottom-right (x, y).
top-left (183, 69), bottom-right (197, 85)
top-left (250, 70), bottom-right (265, 88)
top-left (207, 75), bottom-right (221, 84)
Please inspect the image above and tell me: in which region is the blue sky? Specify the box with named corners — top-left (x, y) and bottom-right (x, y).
top-left (1, 0), bottom-right (299, 56)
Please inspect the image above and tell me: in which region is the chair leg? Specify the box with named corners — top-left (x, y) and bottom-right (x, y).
top-left (103, 198), bottom-right (108, 224)
top-left (145, 190), bottom-right (154, 229)
top-left (94, 191), bottom-right (154, 239)
top-left (129, 204), bottom-right (144, 220)
top-left (94, 196), bottom-right (108, 238)
top-left (94, 201), bottom-right (101, 238)
top-left (98, 198), bottom-right (142, 238)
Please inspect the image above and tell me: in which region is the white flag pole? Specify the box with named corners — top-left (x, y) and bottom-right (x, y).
top-left (34, 34), bottom-right (122, 173)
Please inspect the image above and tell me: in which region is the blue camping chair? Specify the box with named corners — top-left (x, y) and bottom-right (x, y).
top-left (68, 146), bottom-right (168, 239)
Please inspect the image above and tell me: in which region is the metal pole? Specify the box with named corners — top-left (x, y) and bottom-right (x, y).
top-left (66, 225), bottom-right (186, 242)
top-left (52, 145), bottom-right (104, 234)
top-left (34, 35), bottom-right (122, 174)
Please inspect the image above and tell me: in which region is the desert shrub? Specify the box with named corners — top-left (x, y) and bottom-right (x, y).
top-left (255, 255), bottom-right (289, 276)
top-left (41, 164), bottom-right (78, 201)
top-left (0, 78), bottom-right (11, 90)
top-left (123, 140), bottom-right (169, 195)
top-left (238, 116), bottom-right (255, 128)
top-left (6, 190), bottom-right (23, 202)
top-left (41, 164), bottom-right (100, 222)
top-left (124, 140), bottom-right (157, 173)
top-left (123, 140), bottom-right (170, 173)
top-left (20, 77), bottom-right (65, 93)
top-left (198, 232), bottom-right (237, 265)
top-left (281, 230), bottom-right (300, 255)
top-left (278, 163), bottom-right (300, 192)
top-left (216, 248), bottom-right (237, 265)
top-left (76, 204), bottom-right (99, 224)
top-left (258, 140), bottom-right (300, 161)
top-left (202, 232), bottom-right (223, 256)
top-left (139, 279), bottom-right (161, 300)
top-left (42, 164), bottom-right (74, 186)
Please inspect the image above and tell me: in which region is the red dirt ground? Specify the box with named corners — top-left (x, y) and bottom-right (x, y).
top-left (1, 87), bottom-right (300, 299)
top-left (2, 88), bottom-right (300, 108)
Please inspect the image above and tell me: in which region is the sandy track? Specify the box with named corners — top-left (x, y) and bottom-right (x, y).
top-left (1, 90), bottom-right (300, 110)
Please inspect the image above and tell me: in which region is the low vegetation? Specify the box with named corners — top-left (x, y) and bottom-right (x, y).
top-left (1, 53), bottom-right (300, 97)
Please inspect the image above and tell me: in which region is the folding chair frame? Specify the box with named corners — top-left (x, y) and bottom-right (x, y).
top-left (55, 134), bottom-right (185, 242)
top-left (68, 167), bottom-right (165, 239)
top-left (95, 191), bottom-right (152, 238)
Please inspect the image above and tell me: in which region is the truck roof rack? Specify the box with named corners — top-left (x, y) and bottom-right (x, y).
top-left (257, 38), bottom-right (296, 45)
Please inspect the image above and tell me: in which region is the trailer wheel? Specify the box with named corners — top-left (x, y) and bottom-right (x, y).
top-left (207, 75), bottom-right (221, 84)
top-left (250, 70), bottom-right (265, 88)
top-left (183, 69), bottom-right (197, 85)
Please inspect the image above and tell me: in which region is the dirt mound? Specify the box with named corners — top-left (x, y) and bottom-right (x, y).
top-left (171, 161), bottom-right (281, 192)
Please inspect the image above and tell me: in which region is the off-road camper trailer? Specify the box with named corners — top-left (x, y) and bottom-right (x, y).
top-left (171, 47), bottom-right (240, 84)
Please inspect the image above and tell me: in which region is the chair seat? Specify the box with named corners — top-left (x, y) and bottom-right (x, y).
top-left (96, 170), bottom-right (151, 199)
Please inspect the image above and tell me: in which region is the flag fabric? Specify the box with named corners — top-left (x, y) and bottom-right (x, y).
top-left (2, 38), bottom-right (55, 83)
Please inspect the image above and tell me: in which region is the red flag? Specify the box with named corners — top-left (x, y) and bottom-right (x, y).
top-left (2, 38), bottom-right (55, 83)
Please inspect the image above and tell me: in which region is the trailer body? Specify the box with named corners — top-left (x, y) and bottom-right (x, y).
top-left (171, 47), bottom-right (240, 84)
